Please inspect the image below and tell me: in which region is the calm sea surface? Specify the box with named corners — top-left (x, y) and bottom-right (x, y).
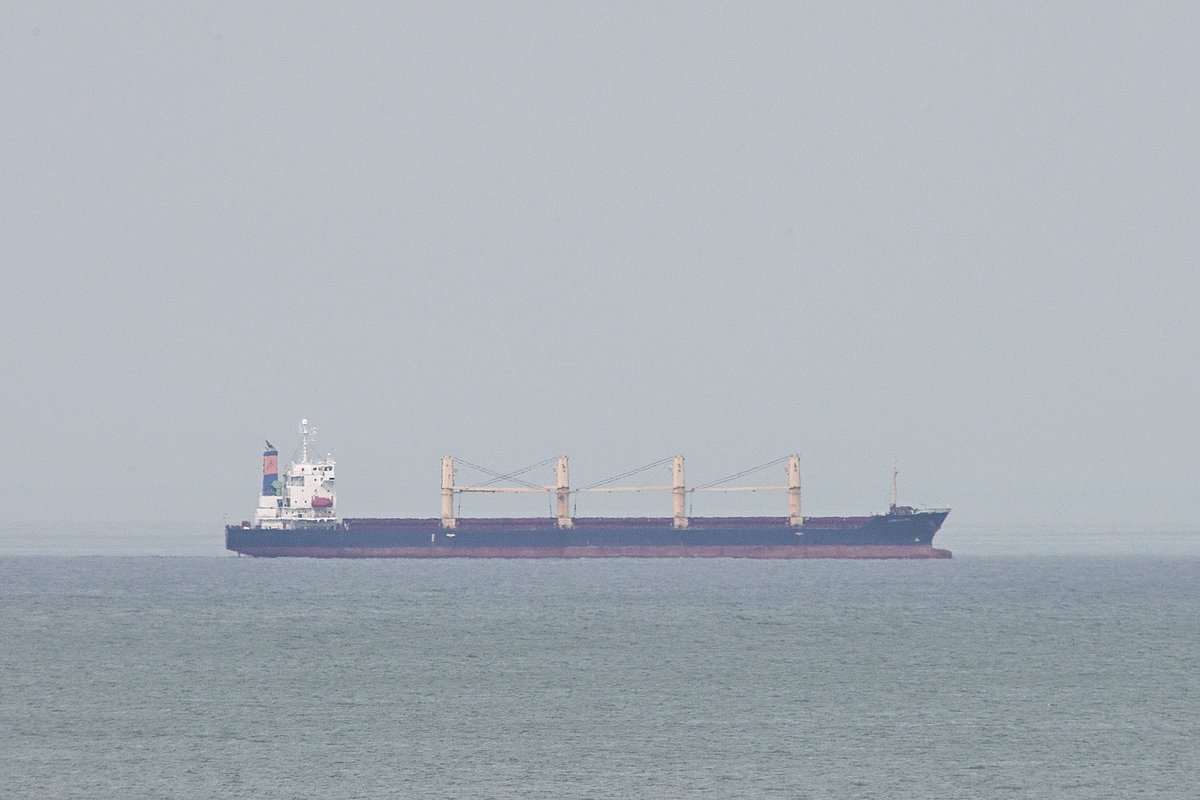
top-left (2, 554), bottom-right (1197, 799)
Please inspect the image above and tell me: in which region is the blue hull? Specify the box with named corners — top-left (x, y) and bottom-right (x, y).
top-left (225, 511), bottom-right (950, 558)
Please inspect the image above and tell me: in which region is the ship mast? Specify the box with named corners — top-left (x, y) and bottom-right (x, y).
top-left (299, 418), bottom-right (316, 464)
top-left (890, 456), bottom-right (898, 511)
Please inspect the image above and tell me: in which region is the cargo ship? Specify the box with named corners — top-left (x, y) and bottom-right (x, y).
top-left (225, 420), bottom-right (951, 559)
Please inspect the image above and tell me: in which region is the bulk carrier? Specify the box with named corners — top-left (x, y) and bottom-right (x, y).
top-left (225, 420), bottom-right (951, 559)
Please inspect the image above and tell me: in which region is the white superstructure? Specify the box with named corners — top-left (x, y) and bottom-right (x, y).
top-left (254, 419), bottom-right (338, 528)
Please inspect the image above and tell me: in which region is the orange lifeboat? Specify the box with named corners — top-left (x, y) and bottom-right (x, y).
top-left (311, 496), bottom-right (333, 508)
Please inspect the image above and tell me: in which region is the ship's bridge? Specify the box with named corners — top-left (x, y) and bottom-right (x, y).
top-left (254, 419), bottom-right (338, 528)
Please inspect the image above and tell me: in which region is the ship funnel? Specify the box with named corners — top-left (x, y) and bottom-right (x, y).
top-left (262, 445), bottom-right (279, 496)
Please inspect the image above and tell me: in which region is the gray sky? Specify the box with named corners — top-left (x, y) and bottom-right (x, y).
top-left (3, 3), bottom-right (1198, 545)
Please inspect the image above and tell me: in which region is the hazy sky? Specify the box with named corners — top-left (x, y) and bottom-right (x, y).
top-left (3, 3), bottom-right (1198, 539)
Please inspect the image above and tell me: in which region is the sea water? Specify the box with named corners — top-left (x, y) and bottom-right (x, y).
top-left (1, 552), bottom-right (1197, 798)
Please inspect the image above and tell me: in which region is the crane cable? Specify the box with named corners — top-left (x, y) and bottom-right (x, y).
top-left (452, 455), bottom-right (559, 517)
top-left (454, 456), bottom-right (558, 492)
top-left (690, 455), bottom-right (791, 491)
top-left (577, 456), bottom-right (675, 492)
top-left (572, 455), bottom-right (676, 517)
top-left (688, 455), bottom-right (792, 515)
